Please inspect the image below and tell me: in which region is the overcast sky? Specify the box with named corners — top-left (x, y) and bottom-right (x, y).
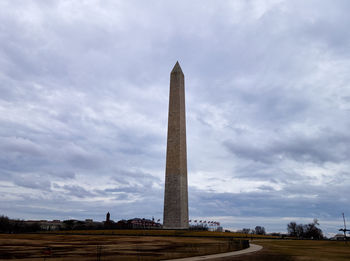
top-left (1, 0), bottom-right (350, 236)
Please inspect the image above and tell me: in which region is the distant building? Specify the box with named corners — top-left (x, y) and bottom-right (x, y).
top-left (330, 234), bottom-right (349, 241)
top-left (216, 226), bottom-right (223, 232)
top-left (22, 216), bottom-right (161, 231)
top-left (128, 218), bottom-right (161, 229)
top-left (25, 220), bottom-right (62, 231)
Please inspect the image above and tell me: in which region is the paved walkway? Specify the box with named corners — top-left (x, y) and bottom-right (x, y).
top-left (164, 244), bottom-right (263, 261)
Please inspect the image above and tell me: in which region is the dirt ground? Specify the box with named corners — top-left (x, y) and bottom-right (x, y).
top-left (0, 233), bottom-right (244, 260)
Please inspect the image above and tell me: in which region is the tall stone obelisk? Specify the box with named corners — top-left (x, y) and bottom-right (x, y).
top-left (163, 61), bottom-right (189, 229)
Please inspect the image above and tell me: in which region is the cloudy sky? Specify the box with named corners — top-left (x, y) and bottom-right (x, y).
top-left (1, 0), bottom-right (350, 236)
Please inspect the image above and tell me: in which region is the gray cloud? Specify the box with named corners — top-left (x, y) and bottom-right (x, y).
top-left (224, 129), bottom-right (350, 164)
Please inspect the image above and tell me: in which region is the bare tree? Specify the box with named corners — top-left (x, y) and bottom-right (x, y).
top-left (254, 226), bottom-right (266, 235)
top-left (238, 228), bottom-right (251, 234)
top-left (287, 219), bottom-right (323, 239)
top-left (287, 222), bottom-right (297, 237)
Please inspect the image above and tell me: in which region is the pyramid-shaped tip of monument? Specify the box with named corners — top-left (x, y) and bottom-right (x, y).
top-left (171, 61), bottom-right (183, 74)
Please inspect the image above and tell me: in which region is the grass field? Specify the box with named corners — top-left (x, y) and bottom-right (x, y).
top-left (257, 239), bottom-right (350, 261)
top-left (0, 233), bottom-right (247, 260)
top-left (221, 239), bottom-right (350, 261)
top-left (1, 232), bottom-right (349, 261)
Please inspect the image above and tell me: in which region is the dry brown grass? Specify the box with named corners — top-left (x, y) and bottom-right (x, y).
top-left (3, 232), bottom-right (346, 261)
top-left (255, 239), bottom-right (350, 261)
top-left (0, 233), bottom-right (246, 260)
top-left (218, 239), bottom-right (350, 261)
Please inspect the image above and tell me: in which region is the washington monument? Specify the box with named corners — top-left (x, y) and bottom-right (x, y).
top-left (163, 62), bottom-right (189, 229)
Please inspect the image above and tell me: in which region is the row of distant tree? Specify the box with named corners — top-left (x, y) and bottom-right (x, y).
top-left (238, 226), bottom-right (267, 235)
top-left (237, 219), bottom-right (324, 240)
top-left (287, 219), bottom-right (323, 239)
top-left (0, 215), bottom-right (160, 233)
top-left (1, 214), bottom-right (324, 240)
top-left (0, 216), bottom-right (41, 233)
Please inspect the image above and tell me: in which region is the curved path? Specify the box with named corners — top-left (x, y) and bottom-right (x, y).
top-left (164, 243), bottom-right (263, 261)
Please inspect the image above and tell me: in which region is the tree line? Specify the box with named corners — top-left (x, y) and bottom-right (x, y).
top-left (287, 219), bottom-right (323, 239)
top-left (0, 215), bottom-right (41, 233)
top-left (238, 226), bottom-right (266, 235)
top-left (0, 214), bottom-right (324, 240)
top-left (237, 219), bottom-right (324, 240)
